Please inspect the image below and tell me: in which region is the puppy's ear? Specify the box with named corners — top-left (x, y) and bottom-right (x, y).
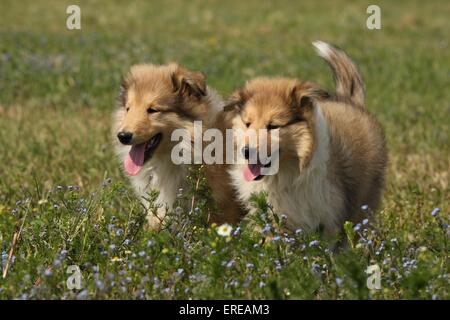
top-left (290, 81), bottom-right (329, 115)
top-left (223, 89), bottom-right (249, 112)
top-left (171, 66), bottom-right (206, 99)
top-left (117, 77), bottom-right (128, 107)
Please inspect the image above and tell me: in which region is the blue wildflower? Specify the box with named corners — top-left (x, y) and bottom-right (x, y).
top-left (273, 260), bottom-right (282, 272)
top-left (43, 269), bottom-right (53, 277)
top-left (76, 290), bottom-right (89, 300)
top-left (262, 224), bottom-right (271, 235)
top-left (311, 263), bottom-right (320, 272)
top-left (431, 208), bottom-right (440, 217)
top-left (2, 251), bottom-right (8, 268)
top-left (226, 260), bottom-right (235, 268)
top-left (153, 277), bottom-right (160, 288)
top-left (95, 280), bottom-right (105, 291)
top-left (53, 259), bottom-right (62, 268)
top-left (309, 240), bottom-right (319, 247)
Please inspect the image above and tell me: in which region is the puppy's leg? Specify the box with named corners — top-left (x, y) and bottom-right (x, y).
top-left (145, 207), bottom-right (167, 232)
top-left (206, 164), bottom-right (246, 225)
top-left (210, 200), bottom-right (246, 225)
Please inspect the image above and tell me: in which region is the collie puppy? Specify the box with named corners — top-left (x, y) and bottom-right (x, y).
top-left (212, 41), bottom-right (387, 236)
top-left (112, 63), bottom-right (222, 229)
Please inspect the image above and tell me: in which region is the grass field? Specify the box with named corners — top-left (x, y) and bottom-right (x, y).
top-left (0, 0), bottom-right (448, 299)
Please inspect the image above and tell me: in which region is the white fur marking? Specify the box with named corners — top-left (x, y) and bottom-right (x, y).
top-left (312, 40), bottom-right (332, 59)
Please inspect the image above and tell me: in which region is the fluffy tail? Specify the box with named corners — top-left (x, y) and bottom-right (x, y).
top-left (312, 41), bottom-right (365, 108)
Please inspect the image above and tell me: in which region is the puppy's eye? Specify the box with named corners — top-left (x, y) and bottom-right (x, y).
top-left (126, 107), bottom-right (130, 112)
top-left (147, 107), bottom-right (158, 114)
top-left (267, 124), bottom-right (280, 130)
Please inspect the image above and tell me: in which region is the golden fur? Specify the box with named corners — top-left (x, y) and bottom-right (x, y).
top-left (112, 63), bottom-right (222, 229)
top-left (208, 42), bottom-right (387, 236)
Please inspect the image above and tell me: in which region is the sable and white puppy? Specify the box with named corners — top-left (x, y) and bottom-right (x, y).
top-left (112, 63), bottom-right (222, 229)
top-left (215, 41), bottom-right (387, 235)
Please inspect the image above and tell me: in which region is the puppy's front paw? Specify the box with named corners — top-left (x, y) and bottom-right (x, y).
top-left (145, 215), bottom-right (163, 232)
top-left (145, 207), bottom-right (167, 232)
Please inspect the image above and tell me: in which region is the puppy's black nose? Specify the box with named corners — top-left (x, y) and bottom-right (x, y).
top-left (242, 146), bottom-right (250, 160)
top-left (117, 131), bottom-right (133, 145)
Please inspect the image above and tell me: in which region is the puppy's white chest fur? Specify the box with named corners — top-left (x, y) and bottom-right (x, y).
top-left (114, 142), bottom-right (188, 213)
top-left (229, 106), bottom-right (343, 232)
top-left (130, 154), bottom-right (188, 209)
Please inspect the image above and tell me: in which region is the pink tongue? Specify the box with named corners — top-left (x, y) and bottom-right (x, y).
top-left (124, 143), bottom-right (146, 176)
top-left (243, 164), bottom-right (262, 181)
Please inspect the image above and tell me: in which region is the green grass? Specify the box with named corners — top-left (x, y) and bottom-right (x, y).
top-left (0, 0), bottom-right (448, 299)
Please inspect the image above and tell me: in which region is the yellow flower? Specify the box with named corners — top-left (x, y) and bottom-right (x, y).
top-left (111, 257), bottom-right (122, 262)
top-left (217, 223), bottom-right (233, 237)
top-left (162, 248), bottom-right (169, 254)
